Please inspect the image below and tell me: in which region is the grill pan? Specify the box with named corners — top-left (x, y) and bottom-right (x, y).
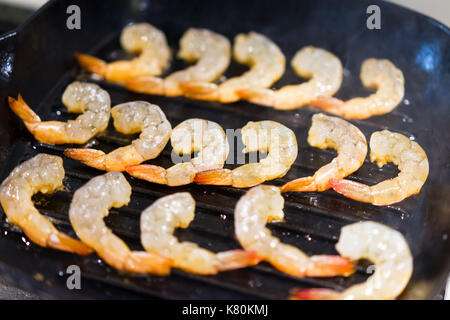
top-left (0, 0), bottom-right (448, 299)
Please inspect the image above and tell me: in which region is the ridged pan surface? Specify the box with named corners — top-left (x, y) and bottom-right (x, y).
top-left (0, 0), bottom-right (448, 299)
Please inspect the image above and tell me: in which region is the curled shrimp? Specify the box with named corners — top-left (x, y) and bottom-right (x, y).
top-left (0, 154), bottom-right (92, 255)
top-left (291, 221), bottom-right (413, 300)
top-left (281, 113), bottom-right (367, 192)
top-left (235, 185), bottom-right (355, 277)
top-left (141, 192), bottom-right (261, 275)
top-left (237, 46), bottom-right (342, 110)
top-left (126, 28), bottom-right (231, 97)
top-left (76, 23), bottom-right (170, 83)
top-left (8, 81), bottom-right (111, 144)
top-left (69, 172), bottom-right (171, 274)
top-left (330, 130), bottom-right (429, 206)
top-left (195, 121), bottom-right (297, 188)
top-left (180, 32), bottom-right (285, 103)
top-left (126, 118), bottom-right (229, 186)
top-left (311, 59), bottom-right (404, 119)
top-left (64, 101), bottom-right (171, 172)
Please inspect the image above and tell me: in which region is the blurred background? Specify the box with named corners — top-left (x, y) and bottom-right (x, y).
top-left (0, 0), bottom-right (447, 300)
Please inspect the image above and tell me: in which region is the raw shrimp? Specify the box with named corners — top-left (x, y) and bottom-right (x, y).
top-left (126, 28), bottom-right (231, 97)
top-left (237, 46), bottom-right (342, 110)
top-left (76, 23), bottom-right (170, 83)
top-left (0, 154), bottom-right (92, 255)
top-left (291, 221), bottom-right (413, 300)
top-left (281, 113), bottom-right (367, 192)
top-left (64, 101), bottom-right (171, 172)
top-left (311, 59), bottom-right (404, 119)
top-left (141, 192), bottom-right (261, 275)
top-left (195, 121), bottom-right (297, 188)
top-left (234, 185), bottom-right (355, 277)
top-left (8, 81), bottom-right (111, 144)
top-left (330, 130), bottom-right (429, 205)
top-left (180, 32), bottom-right (285, 103)
top-left (126, 119), bottom-right (229, 186)
top-left (69, 172), bottom-right (171, 274)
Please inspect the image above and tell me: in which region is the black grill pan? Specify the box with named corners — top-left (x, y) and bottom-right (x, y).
top-left (0, 0), bottom-right (448, 299)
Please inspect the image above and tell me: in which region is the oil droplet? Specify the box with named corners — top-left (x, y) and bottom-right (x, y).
top-left (56, 110), bottom-right (61, 116)
top-left (220, 214), bottom-right (227, 220)
top-left (403, 99), bottom-right (410, 106)
top-left (304, 234), bottom-right (312, 241)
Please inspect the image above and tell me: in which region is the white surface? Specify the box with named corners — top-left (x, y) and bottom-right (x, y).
top-left (0, 0), bottom-right (47, 9)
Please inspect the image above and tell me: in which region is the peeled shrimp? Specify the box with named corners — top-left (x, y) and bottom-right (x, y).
top-left (237, 46), bottom-right (342, 110)
top-left (8, 81), bottom-right (111, 144)
top-left (281, 113), bottom-right (367, 192)
top-left (141, 192), bottom-right (260, 275)
top-left (69, 172), bottom-right (171, 274)
top-left (311, 59), bottom-right (404, 119)
top-left (330, 130), bottom-right (429, 206)
top-left (235, 185), bottom-right (355, 277)
top-left (291, 221), bottom-right (413, 300)
top-left (195, 121), bottom-right (297, 188)
top-left (0, 154), bottom-right (92, 255)
top-left (126, 118), bottom-right (229, 186)
top-left (126, 28), bottom-right (231, 97)
top-left (64, 101), bottom-right (171, 172)
top-left (76, 23), bottom-right (170, 83)
top-left (180, 32), bottom-right (285, 103)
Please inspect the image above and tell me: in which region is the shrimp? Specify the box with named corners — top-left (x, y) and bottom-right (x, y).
top-left (64, 101), bottom-right (171, 172)
top-left (329, 130), bottom-right (428, 206)
top-left (237, 46), bottom-right (342, 110)
top-left (281, 113), bottom-right (367, 192)
top-left (311, 59), bottom-right (404, 119)
top-left (8, 81), bottom-right (111, 144)
top-left (76, 23), bottom-right (170, 83)
top-left (126, 119), bottom-right (229, 186)
top-left (141, 192), bottom-right (261, 275)
top-left (291, 221), bottom-right (413, 300)
top-left (234, 185), bottom-right (355, 277)
top-left (195, 121), bottom-right (297, 188)
top-left (0, 154), bottom-right (92, 255)
top-left (69, 172), bottom-right (171, 274)
top-left (180, 32), bottom-right (285, 103)
top-left (126, 28), bottom-right (231, 97)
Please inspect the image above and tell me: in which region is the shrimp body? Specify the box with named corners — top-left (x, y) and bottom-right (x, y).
top-left (141, 192), bottom-right (260, 275)
top-left (234, 185), bottom-right (355, 277)
top-left (65, 101), bottom-right (171, 172)
top-left (312, 59), bottom-right (404, 119)
top-left (126, 28), bottom-right (231, 97)
top-left (282, 113), bottom-right (367, 192)
top-left (180, 32), bottom-right (285, 103)
top-left (69, 172), bottom-right (171, 274)
top-left (126, 119), bottom-right (229, 186)
top-left (0, 154), bottom-right (91, 255)
top-left (238, 46), bottom-right (342, 110)
top-left (330, 130), bottom-right (429, 205)
top-left (76, 23), bottom-right (170, 83)
top-left (8, 82), bottom-right (111, 144)
top-left (292, 221), bottom-right (413, 300)
top-left (195, 121), bottom-right (297, 188)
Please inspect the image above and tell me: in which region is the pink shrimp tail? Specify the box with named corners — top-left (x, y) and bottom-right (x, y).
top-left (290, 288), bottom-right (339, 300)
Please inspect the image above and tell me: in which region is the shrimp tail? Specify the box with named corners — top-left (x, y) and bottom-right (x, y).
top-left (194, 169), bottom-right (233, 186)
top-left (179, 82), bottom-right (219, 101)
top-left (216, 250), bottom-right (262, 271)
top-left (280, 177), bottom-right (317, 192)
top-left (8, 95), bottom-right (41, 123)
top-left (125, 164), bottom-right (167, 184)
top-left (125, 76), bottom-right (164, 95)
top-left (310, 96), bottom-right (345, 114)
top-left (48, 231), bottom-right (93, 256)
top-left (64, 148), bottom-right (106, 170)
top-left (75, 52), bottom-right (108, 77)
top-left (329, 178), bottom-right (373, 203)
top-left (236, 88), bottom-right (275, 107)
top-left (290, 288), bottom-right (340, 300)
top-left (308, 255), bottom-right (356, 277)
top-left (123, 251), bottom-right (172, 275)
